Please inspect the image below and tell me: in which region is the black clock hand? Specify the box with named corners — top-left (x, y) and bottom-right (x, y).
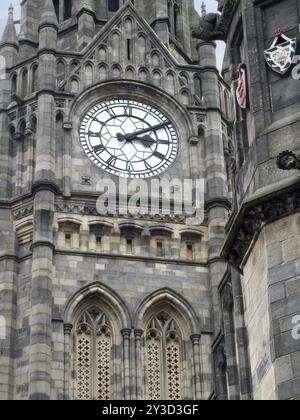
top-left (124, 121), bottom-right (170, 141)
top-left (117, 133), bottom-right (156, 147)
top-left (132, 135), bottom-right (156, 145)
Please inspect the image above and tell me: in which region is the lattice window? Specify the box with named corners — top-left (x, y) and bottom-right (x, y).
top-left (75, 309), bottom-right (112, 400)
top-left (145, 314), bottom-right (182, 400)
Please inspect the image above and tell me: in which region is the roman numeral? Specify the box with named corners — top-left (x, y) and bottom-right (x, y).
top-left (158, 140), bottom-right (170, 145)
top-left (106, 107), bottom-right (117, 118)
top-left (124, 107), bottom-right (133, 116)
top-left (126, 162), bottom-right (134, 173)
top-left (93, 144), bottom-right (105, 153)
top-left (89, 132), bottom-right (100, 137)
top-left (153, 151), bottom-right (165, 160)
top-left (94, 118), bottom-right (105, 126)
top-left (107, 156), bottom-right (117, 167)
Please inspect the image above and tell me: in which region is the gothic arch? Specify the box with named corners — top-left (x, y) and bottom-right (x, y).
top-left (64, 282), bottom-right (132, 400)
top-left (134, 288), bottom-right (201, 400)
top-left (64, 281), bottom-right (131, 330)
top-left (134, 288), bottom-right (200, 336)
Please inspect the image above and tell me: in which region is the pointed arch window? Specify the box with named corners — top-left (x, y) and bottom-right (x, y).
top-left (75, 308), bottom-right (112, 400)
top-left (145, 313), bottom-right (182, 400)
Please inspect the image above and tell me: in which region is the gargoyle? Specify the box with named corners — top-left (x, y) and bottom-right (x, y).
top-left (191, 12), bottom-right (225, 42)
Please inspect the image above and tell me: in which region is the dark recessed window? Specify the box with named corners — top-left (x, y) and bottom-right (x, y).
top-left (108, 0), bottom-right (119, 12)
top-left (157, 241), bottom-right (164, 258)
top-left (126, 238), bottom-right (133, 254)
top-left (64, 0), bottom-right (72, 20)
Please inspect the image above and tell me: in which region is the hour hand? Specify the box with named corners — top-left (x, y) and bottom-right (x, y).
top-left (132, 135), bottom-right (156, 147)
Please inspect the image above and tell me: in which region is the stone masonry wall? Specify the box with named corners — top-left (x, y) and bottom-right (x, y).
top-left (243, 212), bottom-right (300, 400)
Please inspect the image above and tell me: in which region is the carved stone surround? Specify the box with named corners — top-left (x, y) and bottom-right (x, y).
top-left (222, 182), bottom-right (300, 270)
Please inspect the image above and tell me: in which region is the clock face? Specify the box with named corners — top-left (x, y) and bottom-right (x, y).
top-left (79, 99), bottom-right (178, 178)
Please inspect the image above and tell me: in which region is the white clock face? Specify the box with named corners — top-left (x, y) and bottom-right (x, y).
top-left (79, 99), bottom-right (178, 178)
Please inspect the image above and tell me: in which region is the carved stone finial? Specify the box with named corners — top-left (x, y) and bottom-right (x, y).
top-left (201, 1), bottom-right (207, 18)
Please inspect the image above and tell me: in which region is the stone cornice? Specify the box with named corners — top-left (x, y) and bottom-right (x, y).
top-left (222, 179), bottom-right (300, 271)
top-left (55, 249), bottom-right (208, 267)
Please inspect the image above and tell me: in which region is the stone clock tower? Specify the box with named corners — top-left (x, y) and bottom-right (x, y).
top-left (0, 0), bottom-right (239, 400)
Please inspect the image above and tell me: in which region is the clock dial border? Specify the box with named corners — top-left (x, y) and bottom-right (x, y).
top-left (79, 98), bottom-right (179, 178)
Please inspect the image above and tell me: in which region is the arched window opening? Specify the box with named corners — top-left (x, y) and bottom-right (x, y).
top-left (31, 65), bottom-right (38, 93)
top-left (75, 307), bottom-right (112, 400)
top-left (11, 74), bottom-right (17, 97)
top-left (21, 69), bottom-right (28, 98)
top-left (57, 61), bottom-right (66, 86)
top-left (64, 0), bottom-right (72, 20)
top-left (145, 313), bottom-right (182, 400)
top-left (174, 5), bottom-right (179, 38)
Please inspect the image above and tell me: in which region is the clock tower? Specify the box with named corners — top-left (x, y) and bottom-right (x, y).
top-left (0, 1), bottom-right (240, 400)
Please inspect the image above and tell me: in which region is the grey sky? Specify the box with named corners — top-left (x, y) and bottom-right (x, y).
top-left (0, 1), bottom-right (225, 69)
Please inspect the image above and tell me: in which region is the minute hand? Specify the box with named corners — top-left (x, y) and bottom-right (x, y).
top-left (125, 122), bottom-right (170, 141)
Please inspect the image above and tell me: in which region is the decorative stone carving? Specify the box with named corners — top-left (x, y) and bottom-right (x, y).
top-left (192, 0), bottom-right (237, 42)
top-left (192, 13), bottom-right (225, 42)
top-left (223, 188), bottom-right (300, 268)
top-left (12, 205), bottom-right (34, 220)
top-left (277, 150), bottom-right (300, 171)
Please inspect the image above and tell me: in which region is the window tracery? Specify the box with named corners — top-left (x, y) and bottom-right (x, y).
top-left (75, 308), bottom-right (112, 400)
top-left (145, 313), bottom-right (182, 400)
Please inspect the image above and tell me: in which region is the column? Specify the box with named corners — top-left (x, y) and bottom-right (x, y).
top-left (121, 328), bottom-right (131, 400)
top-left (191, 334), bottom-right (202, 400)
top-left (134, 329), bottom-right (144, 400)
top-left (64, 323), bottom-right (73, 400)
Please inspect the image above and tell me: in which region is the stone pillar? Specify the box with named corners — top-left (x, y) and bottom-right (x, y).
top-left (63, 122), bottom-right (72, 197)
top-left (13, 132), bottom-right (24, 196)
top-left (28, 0), bottom-right (58, 399)
top-left (191, 334), bottom-right (202, 400)
top-left (197, 41), bottom-right (229, 334)
top-left (19, 0), bottom-right (41, 58)
top-left (64, 323), bottom-right (73, 400)
top-left (145, 0), bottom-right (169, 46)
top-left (28, 187), bottom-right (56, 400)
top-left (0, 209), bottom-right (17, 400)
top-left (121, 328), bottom-right (131, 400)
top-left (134, 329), bottom-right (144, 400)
top-left (231, 270), bottom-right (252, 400)
top-left (171, 231), bottom-right (181, 259)
top-left (76, 0), bottom-right (96, 50)
top-left (0, 5), bottom-right (18, 199)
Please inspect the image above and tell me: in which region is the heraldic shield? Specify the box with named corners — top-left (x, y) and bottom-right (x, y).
top-left (264, 29), bottom-right (297, 75)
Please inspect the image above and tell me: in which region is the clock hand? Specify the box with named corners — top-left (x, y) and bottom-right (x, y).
top-left (124, 121), bottom-right (170, 141)
top-left (131, 135), bottom-right (157, 146)
top-left (117, 133), bottom-right (156, 147)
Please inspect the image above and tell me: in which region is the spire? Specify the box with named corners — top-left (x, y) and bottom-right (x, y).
top-left (0, 4), bottom-right (19, 47)
top-left (201, 1), bottom-right (207, 18)
top-left (40, 0), bottom-right (59, 29)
